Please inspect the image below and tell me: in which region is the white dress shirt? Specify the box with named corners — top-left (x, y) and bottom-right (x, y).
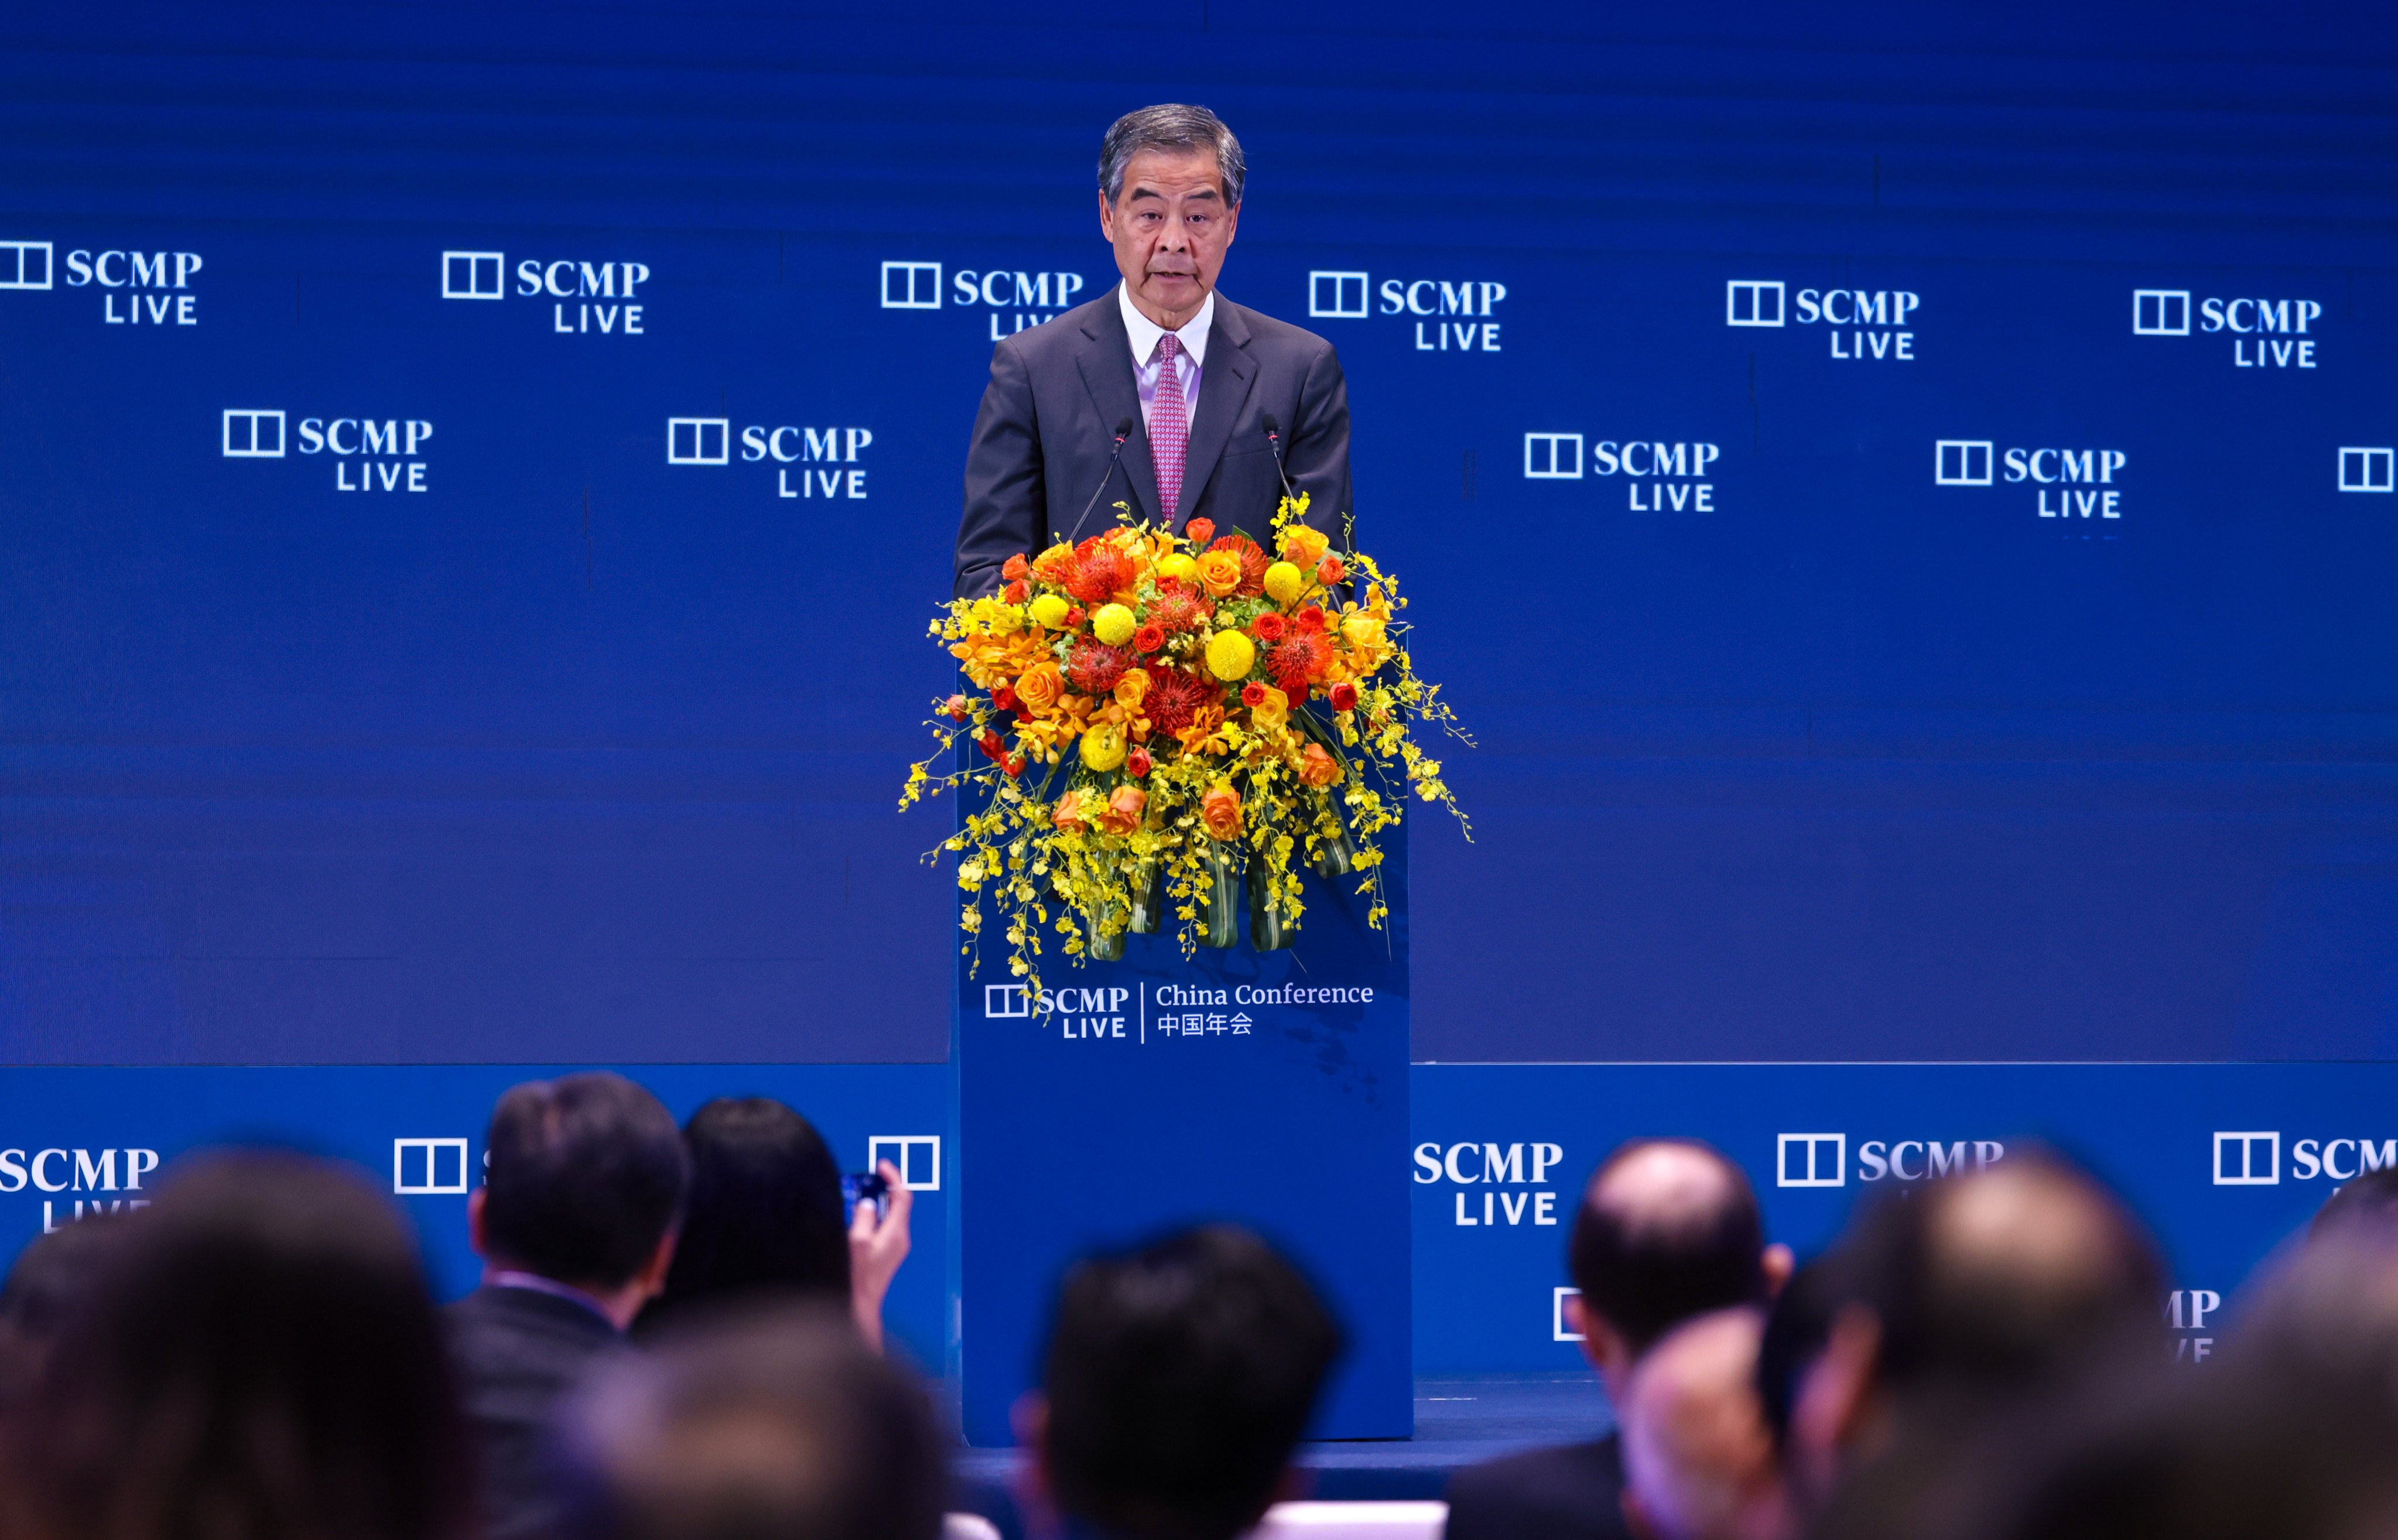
top-left (1119, 283), bottom-right (1212, 432)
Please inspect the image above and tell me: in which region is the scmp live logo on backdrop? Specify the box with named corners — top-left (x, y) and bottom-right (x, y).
top-left (1726, 279), bottom-right (1919, 361)
top-left (666, 417), bottom-right (873, 500)
top-left (0, 239), bottom-right (206, 325)
top-left (1776, 1132), bottom-right (2006, 1187)
top-left (442, 251), bottom-right (651, 334)
top-left (878, 261), bottom-right (1092, 341)
top-left (2213, 1131), bottom-right (2398, 1185)
top-left (1306, 271), bottom-right (1507, 353)
top-left (2131, 289), bottom-right (2321, 368)
top-left (221, 409), bottom-right (435, 491)
top-left (1523, 433), bottom-right (1722, 510)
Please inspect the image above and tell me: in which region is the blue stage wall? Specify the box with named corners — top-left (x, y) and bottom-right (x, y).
top-left (2, 0), bottom-right (2397, 1382)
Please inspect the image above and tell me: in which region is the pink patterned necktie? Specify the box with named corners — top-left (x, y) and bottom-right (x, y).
top-left (1150, 331), bottom-right (1189, 521)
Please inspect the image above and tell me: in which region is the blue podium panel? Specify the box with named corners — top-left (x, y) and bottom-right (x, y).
top-left (957, 840), bottom-right (1413, 1445)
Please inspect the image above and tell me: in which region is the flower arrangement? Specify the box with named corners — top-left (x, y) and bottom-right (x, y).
top-left (902, 495), bottom-right (1468, 994)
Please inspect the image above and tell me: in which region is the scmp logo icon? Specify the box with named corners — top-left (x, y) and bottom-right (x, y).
top-left (1778, 1133), bottom-right (1845, 1187)
top-left (2339, 448), bottom-right (2394, 494)
top-left (2214, 1131), bottom-right (2279, 1186)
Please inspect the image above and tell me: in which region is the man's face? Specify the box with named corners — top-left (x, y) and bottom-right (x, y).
top-left (1099, 147), bottom-right (1240, 330)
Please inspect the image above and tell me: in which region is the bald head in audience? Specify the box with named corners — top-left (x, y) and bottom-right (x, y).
top-left (1569, 1141), bottom-right (1792, 1392)
top-left (1620, 1310), bottom-right (1787, 1540)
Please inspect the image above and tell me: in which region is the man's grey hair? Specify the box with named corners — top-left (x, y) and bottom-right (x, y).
top-left (1099, 104), bottom-right (1246, 207)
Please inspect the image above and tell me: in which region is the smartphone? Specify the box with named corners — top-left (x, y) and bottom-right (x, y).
top-left (841, 1169), bottom-right (891, 1219)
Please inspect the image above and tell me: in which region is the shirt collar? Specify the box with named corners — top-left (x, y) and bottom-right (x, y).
top-left (490, 1269), bottom-right (621, 1330)
top-left (1118, 283), bottom-right (1213, 369)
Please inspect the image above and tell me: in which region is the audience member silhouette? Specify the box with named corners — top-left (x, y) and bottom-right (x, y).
top-left (1027, 1224), bottom-right (1340, 1540)
top-left (447, 1072), bottom-right (691, 1540)
top-left (1446, 1139), bottom-right (1790, 1540)
top-left (636, 1096), bottom-right (914, 1349)
top-left (556, 1302), bottom-right (946, 1540)
top-left (1794, 1152), bottom-right (2165, 1540)
top-left (1, 1151), bottom-right (472, 1540)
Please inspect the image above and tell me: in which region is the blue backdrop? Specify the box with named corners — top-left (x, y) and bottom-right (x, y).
top-left (2, 0), bottom-right (2396, 1391)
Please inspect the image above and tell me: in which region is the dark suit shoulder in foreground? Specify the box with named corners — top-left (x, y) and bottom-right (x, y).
top-left (447, 1284), bottom-right (627, 1540)
top-left (1443, 1435), bottom-right (1629, 1540)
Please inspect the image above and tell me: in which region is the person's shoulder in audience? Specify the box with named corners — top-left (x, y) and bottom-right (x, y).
top-left (1445, 1436), bottom-right (1629, 1540)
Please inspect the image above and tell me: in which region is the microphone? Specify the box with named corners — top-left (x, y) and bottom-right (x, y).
top-left (1261, 413), bottom-right (1299, 506)
top-left (1063, 416), bottom-right (1139, 548)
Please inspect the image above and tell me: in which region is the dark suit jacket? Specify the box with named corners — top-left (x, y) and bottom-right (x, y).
top-left (446, 1284), bottom-right (628, 1540)
top-left (1443, 1435), bottom-right (1630, 1540)
top-left (955, 286), bottom-right (1352, 598)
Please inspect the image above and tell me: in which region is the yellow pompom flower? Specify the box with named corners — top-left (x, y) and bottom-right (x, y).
top-left (1092, 603), bottom-right (1136, 646)
top-left (1028, 593), bottom-right (1070, 629)
top-left (1205, 629), bottom-right (1256, 681)
top-left (1156, 552), bottom-right (1197, 583)
top-left (1263, 562), bottom-right (1305, 604)
top-left (1079, 720), bottom-right (1127, 772)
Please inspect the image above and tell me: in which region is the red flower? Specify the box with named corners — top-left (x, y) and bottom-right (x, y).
top-left (1064, 607), bottom-right (1085, 629)
top-left (1001, 579), bottom-right (1028, 604)
top-left (1003, 754), bottom-right (1025, 776)
top-left (1147, 583), bottom-right (1205, 634)
top-left (1142, 670), bottom-right (1213, 734)
top-left (944, 693), bottom-right (969, 722)
top-left (1328, 682), bottom-right (1359, 712)
top-left (1126, 747), bottom-right (1154, 777)
top-left (1265, 633), bottom-right (1330, 693)
top-left (1252, 612), bottom-right (1288, 643)
top-left (1066, 541), bottom-right (1134, 604)
top-left (1241, 682), bottom-right (1267, 708)
top-left (1287, 682), bottom-right (1309, 704)
top-left (1133, 624), bottom-right (1165, 653)
top-left (1068, 641), bottom-right (1133, 696)
top-left (1001, 553), bottom-right (1029, 582)
top-left (1317, 556), bottom-right (1346, 586)
top-left (991, 683), bottom-right (1019, 712)
top-left (1295, 605), bottom-right (1326, 633)
top-left (978, 732), bottom-right (1007, 761)
top-left (1184, 518), bottom-right (1216, 547)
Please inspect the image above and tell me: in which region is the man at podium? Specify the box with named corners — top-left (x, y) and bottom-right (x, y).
top-left (955, 103), bottom-right (1352, 598)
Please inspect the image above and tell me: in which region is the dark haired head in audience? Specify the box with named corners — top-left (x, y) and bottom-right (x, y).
top-left (2, 1151), bottom-right (472, 1540)
top-left (0, 1212), bottom-right (126, 1410)
top-left (637, 1097), bottom-right (916, 1350)
top-left (1571, 1141), bottom-right (1788, 1384)
top-left (450, 1072), bottom-right (691, 1540)
top-left (1448, 1138), bottom-right (1788, 1540)
top-left (1792, 1151), bottom-right (2166, 1540)
top-left (557, 1302), bottom-right (946, 1540)
top-left (475, 1070), bottom-right (690, 1306)
top-left (1031, 1224), bottom-right (1340, 1540)
top-left (1988, 1233), bottom-right (2398, 1540)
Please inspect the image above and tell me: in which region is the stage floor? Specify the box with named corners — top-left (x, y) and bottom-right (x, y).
top-left (957, 1371), bottom-right (1614, 1504)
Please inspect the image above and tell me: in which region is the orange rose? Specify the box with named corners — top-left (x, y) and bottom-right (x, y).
top-left (1299, 742), bottom-right (1340, 787)
top-left (1113, 668), bottom-right (1151, 710)
top-left (1248, 685), bottom-right (1289, 733)
top-left (1014, 662), bottom-right (1065, 716)
top-left (1093, 785), bottom-right (1147, 836)
top-left (1196, 547), bottom-right (1244, 597)
top-left (1051, 789), bottom-right (1090, 833)
top-left (1200, 782), bottom-right (1243, 841)
top-left (1281, 525), bottom-right (1330, 567)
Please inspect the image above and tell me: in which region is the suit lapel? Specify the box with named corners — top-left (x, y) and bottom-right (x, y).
top-left (1176, 296), bottom-right (1259, 529)
top-left (1072, 290), bottom-right (1157, 528)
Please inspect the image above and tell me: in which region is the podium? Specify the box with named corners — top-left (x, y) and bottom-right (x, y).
top-left (953, 830), bottom-right (1412, 1445)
